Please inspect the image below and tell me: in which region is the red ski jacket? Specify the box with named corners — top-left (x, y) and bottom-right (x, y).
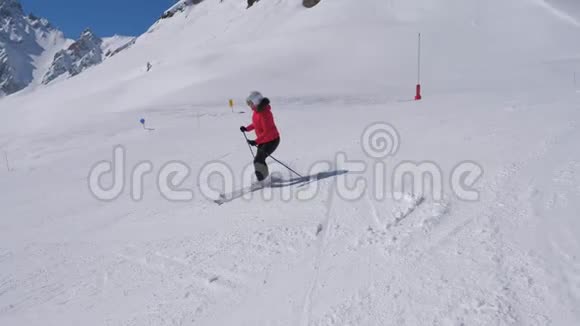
top-left (246, 103), bottom-right (280, 145)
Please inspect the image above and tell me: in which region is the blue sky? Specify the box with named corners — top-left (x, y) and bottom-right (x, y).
top-left (20, 0), bottom-right (175, 38)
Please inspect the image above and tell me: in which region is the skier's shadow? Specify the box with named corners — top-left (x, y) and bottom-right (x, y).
top-left (270, 170), bottom-right (349, 188)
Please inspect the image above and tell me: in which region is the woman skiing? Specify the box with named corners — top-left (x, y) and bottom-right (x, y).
top-left (240, 91), bottom-right (280, 184)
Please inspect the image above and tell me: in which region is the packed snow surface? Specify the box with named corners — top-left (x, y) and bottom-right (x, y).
top-left (1, 0), bottom-right (580, 325)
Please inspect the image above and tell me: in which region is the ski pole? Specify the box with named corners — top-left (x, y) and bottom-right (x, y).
top-left (241, 131), bottom-right (255, 158)
top-left (240, 132), bottom-right (303, 178)
top-left (268, 154), bottom-right (303, 178)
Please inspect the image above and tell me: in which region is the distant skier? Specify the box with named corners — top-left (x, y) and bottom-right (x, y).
top-left (240, 91), bottom-right (280, 184)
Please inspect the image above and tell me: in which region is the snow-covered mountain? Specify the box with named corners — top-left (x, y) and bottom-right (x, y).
top-left (0, 0), bottom-right (65, 95)
top-left (0, 0), bottom-right (134, 96)
top-left (1, 0), bottom-right (580, 325)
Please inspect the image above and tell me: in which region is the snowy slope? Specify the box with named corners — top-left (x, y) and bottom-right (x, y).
top-left (1, 0), bottom-right (580, 325)
top-left (102, 35), bottom-right (136, 56)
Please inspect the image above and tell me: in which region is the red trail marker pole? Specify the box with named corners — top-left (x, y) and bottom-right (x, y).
top-left (415, 33), bottom-right (422, 101)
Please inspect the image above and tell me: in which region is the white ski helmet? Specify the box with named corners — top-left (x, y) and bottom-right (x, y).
top-left (246, 91), bottom-right (264, 107)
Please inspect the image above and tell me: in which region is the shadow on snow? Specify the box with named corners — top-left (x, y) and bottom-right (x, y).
top-left (270, 170), bottom-right (349, 188)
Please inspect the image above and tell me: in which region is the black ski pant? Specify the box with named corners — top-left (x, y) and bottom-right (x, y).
top-left (254, 137), bottom-right (280, 181)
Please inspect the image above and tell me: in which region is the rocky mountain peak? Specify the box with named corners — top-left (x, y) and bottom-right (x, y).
top-left (27, 13), bottom-right (52, 29)
top-left (0, 0), bottom-right (133, 96)
top-left (42, 28), bottom-right (105, 84)
top-left (0, 0), bottom-right (24, 18)
top-left (80, 28), bottom-right (98, 40)
top-left (67, 28), bottom-right (103, 56)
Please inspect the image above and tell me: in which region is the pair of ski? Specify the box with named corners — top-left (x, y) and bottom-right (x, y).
top-left (214, 181), bottom-right (267, 206)
top-left (213, 176), bottom-right (315, 205)
top-left (213, 170), bottom-right (347, 205)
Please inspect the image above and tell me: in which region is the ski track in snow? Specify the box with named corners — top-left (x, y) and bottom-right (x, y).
top-left (534, 0), bottom-right (580, 27)
top-left (409, 120), bottom-right (580, 325)
top-left (300, 169), bottom-right (338, 326)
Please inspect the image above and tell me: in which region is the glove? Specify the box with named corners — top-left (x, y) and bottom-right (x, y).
top-left (240, 126), bottom-right (248, 132)
top-left (247, 140), bottom-right (257, 147)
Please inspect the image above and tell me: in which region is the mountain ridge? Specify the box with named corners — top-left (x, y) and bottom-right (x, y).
top-left (0, 0), bottom-right (134, 96)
